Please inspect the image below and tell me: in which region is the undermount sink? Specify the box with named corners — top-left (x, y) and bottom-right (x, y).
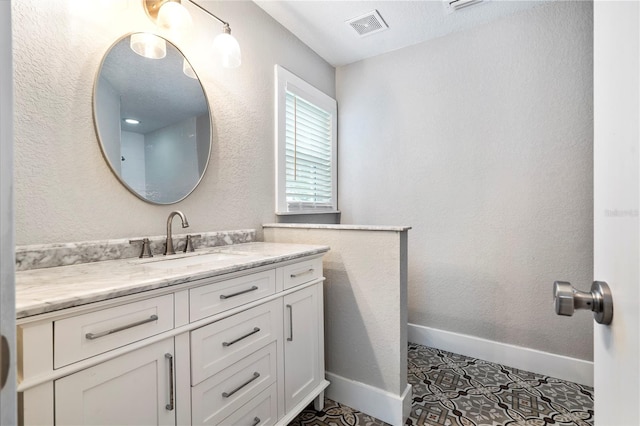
top-left (131, 250), bottom-right (248, 269)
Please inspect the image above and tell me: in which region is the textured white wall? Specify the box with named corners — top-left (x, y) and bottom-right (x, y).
top-left (336, 2), bottom-right (594, 360)
top-left (12, 0), bottom-right (334, 245)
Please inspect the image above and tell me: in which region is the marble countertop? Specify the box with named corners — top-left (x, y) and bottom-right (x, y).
top-left (16, 242), bottom-right (329, 319)
top-left (263, 223), bottom-right (412, 232)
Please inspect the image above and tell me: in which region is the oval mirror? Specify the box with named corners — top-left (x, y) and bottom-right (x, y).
top-left (93, 33), bottom-right (211, 204)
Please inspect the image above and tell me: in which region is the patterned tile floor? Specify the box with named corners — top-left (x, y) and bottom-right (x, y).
top-left (289, 343), bottom-right (594, 426)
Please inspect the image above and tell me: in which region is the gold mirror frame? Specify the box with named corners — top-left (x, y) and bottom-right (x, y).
top-left (93, 32), bottom-right (212, 204)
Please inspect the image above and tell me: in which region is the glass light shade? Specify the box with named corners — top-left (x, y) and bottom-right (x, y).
top-left (157, 1), bottom-right (193, 32)
top-left (130, 33), bottom-right (166, 59)
top-left (182, 59), bottom-right (197, 79)
top-left (212, 32), bottom-right (241, 68)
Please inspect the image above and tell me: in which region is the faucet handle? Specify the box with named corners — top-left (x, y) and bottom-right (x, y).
top-left (130, 238), bottom-right (153, 258)
top-left (184, 234), bottom-right (202, 253)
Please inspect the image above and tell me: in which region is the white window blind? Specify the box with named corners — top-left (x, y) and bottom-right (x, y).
top-left (275, 65), bottom-right (337, 214)
top-left (285, 91), bottom-right (333, 212)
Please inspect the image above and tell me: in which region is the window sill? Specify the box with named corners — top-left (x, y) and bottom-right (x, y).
top-left (275, 210), bottom-right (341, 216)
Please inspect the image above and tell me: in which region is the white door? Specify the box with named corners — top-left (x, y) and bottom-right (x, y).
top-left (593, 1), bottom-right (639, 424)
top-left (0, 0), bottom-right (16, 424)
top-left (55, 338), bottom-right (176, 425)
top-left (283, 284), bottom-right (322, 412)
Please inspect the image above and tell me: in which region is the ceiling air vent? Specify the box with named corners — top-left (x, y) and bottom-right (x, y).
top-left (346, 10), bottom-right (389, 38)
top-left (443, 0), bottom-right (485, 14)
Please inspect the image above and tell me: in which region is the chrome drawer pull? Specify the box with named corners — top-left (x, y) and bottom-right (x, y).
top-left (290, 268), bottom-right (314, 279)
top-left (85, 315), bottom-right (159, 340)
top-left (252, 417), bottom-right (261, 426)
top-left (165, 353), bottom-right (174, 411)
top-left (222, 327), bottom-right (260, 347)
top-left (286, 304), bottom-right (293, 341)
top-left (220, 285), bottom-right (259, 300)
top-left (222, 372), bottom-right (260, 398)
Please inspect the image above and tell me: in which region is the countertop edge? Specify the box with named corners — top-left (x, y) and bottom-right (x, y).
top-left (263, 223), bottom-right (412, 232)
top-left (16, 243), bottom-right (329, 320)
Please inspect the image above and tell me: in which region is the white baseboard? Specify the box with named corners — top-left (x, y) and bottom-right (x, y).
top-left (408, 323), bottom-right (593, 387)
top-left (325, 372), bottom-right (412, 426)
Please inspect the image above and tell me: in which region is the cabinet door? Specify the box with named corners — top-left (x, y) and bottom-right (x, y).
top-left (283, 283), bottom-right (322, 412)
top-left (55, 338), bottom-right (176, 426)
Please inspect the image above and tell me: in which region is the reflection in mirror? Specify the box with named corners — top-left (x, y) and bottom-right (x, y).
top-left (94, 33), bottom-right (211, 204)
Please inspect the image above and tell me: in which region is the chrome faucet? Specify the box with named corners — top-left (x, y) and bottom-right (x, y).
top-left (164, 211), bottom-right (189, 255)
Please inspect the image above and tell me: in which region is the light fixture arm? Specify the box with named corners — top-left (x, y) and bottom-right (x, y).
top-left (185, 0), bottom-right (230, 28)
top-left (143, 0), bottom-right (232, 29)
top-left (142, 0), bottom-right (241, 68)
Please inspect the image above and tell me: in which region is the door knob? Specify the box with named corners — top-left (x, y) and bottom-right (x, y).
top-left (553, 281), bottom-right (613, 325)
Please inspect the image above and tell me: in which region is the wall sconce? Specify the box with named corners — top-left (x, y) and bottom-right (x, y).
top-left (142, 0), bottom-right (241, 68)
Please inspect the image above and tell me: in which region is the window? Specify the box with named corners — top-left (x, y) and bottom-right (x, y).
top-left (275, 65), bottom-right (337, 214)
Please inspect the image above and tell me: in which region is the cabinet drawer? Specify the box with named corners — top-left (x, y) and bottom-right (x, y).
top-left (215, 383), bottom-right (277, 426)
top-left (282, 257), bottom-right (323, 290)
top-left (54, 294), bottom-right (174, 368)
top-left (191, 342), bottom-right (277, 425)
top-left (191, 299), bottom-right (282, 385)
top-left (190, 270), bottom-right (276, 322)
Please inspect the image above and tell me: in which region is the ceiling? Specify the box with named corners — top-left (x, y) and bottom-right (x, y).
top-left (253, 0), bottom-right (551, 67)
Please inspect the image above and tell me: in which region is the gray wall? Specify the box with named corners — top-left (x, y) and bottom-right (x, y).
top-left (121, 131), bottom-right (145, 195)
top-left (336, 2), bottom-right (594, 361)
top-left (12, 0), bottom-right (334, 245)
top-left (95, 76), bottom-right (121, 175)
top-left (196, 113), bottom-right (210, 176)
top-left (144, 116), bottom-right (200, 203)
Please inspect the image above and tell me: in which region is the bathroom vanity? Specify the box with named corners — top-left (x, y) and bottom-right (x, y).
top-left (15, 241), bottom-right (329, 425)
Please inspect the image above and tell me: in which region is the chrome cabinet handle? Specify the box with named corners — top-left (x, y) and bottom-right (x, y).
top-left (222, 372), bottom-right (260, 398)
top-left (85, 315), bottom-right (159, 340)
top-left (286, 304), bottom-right (293, 341)
top-left (553, 281), bottom-right (613, 325)
top-left (220, 285), bottom-right (258, 300)
top-left (251, 417), bottom-right (261, 426)
top-left (165, 353), bottom-right (174, 411)
top-left (290, 268), bottom-right (314, 278)
top-left (222, 327), bottom-right (260, 347)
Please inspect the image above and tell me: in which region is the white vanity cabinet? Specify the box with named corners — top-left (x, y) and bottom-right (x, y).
top-left (16, 250), bottom-right (328, 426)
